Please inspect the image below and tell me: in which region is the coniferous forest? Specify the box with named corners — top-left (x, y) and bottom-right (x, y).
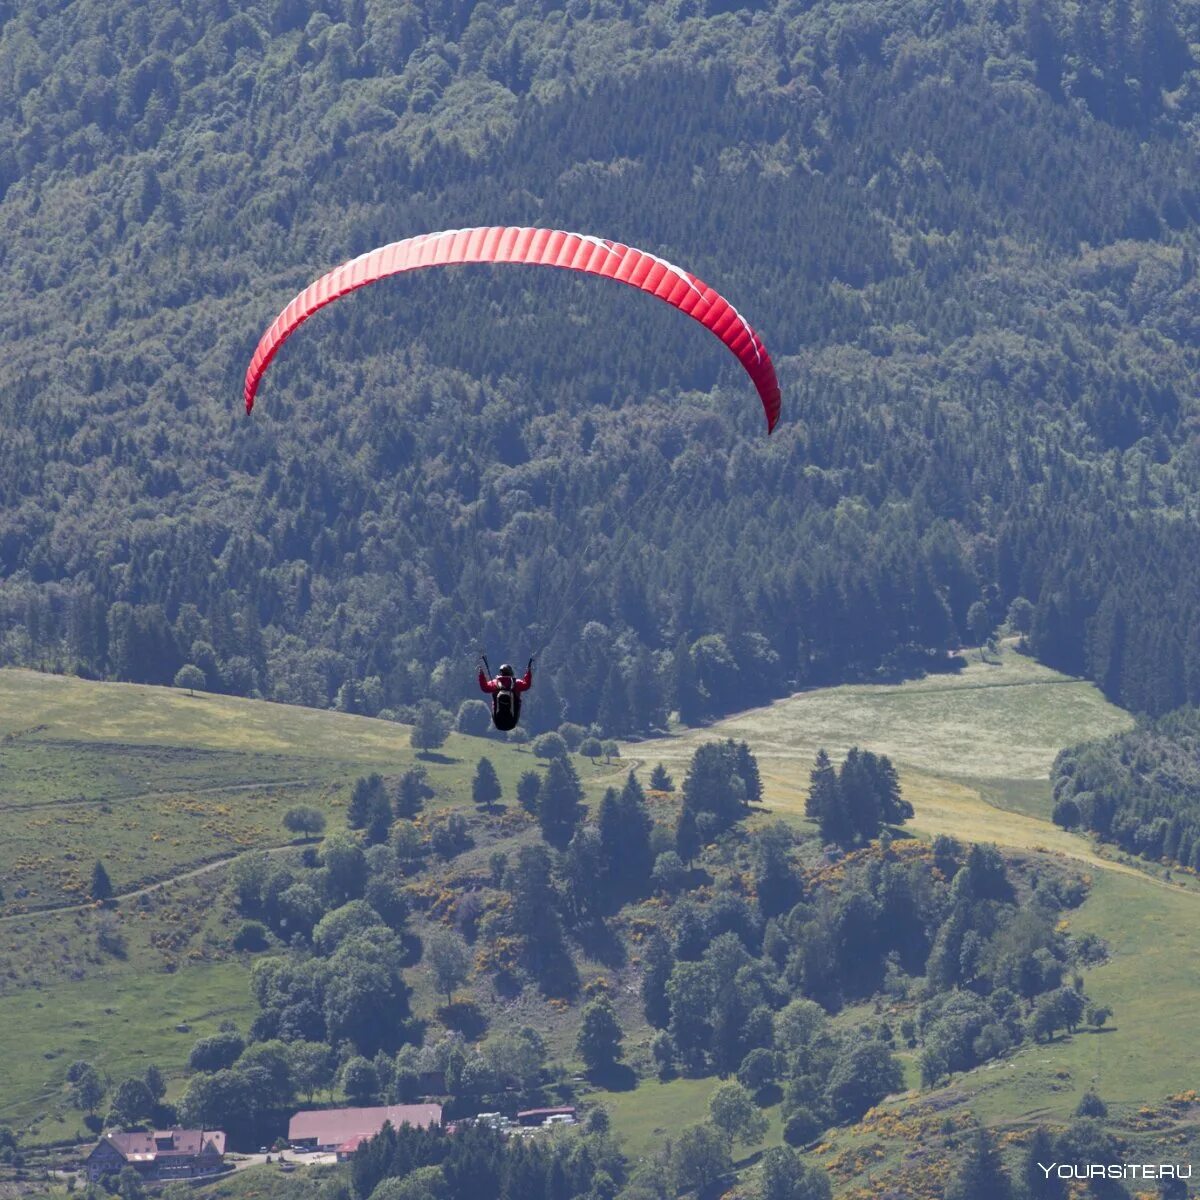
top-left (4, 0), bottom-right (1200, 733)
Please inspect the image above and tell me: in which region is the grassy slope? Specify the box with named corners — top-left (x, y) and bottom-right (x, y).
top-left (621, 646), bottom-right (1200, 1191)
top-left (5, 653), bottom-right (1200, 1187)
top-left (0, 667), bottom-right (620, 1146)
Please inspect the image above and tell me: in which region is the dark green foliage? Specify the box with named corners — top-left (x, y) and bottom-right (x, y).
top-left (90, 860), bottom-right (113, 901)
top-left (576, 997), bottom-right (624, 1071)
top-left (283, 805), bottom-right (326, 839)
top-left (1053, 709), bottom-right (1200, 870)
top-left (538, 757), bottom-right (584, 849)
top-left (339, 1056), bottom-right (379, 1105)
top-left (108, 1077), bottom-right (155, 1127)
top-left (760, 1146), bottom-right (832, 1200)
top-left (822, 1039), bottom-right (904, 1123)
top-left (233, 920), bottom-right (270, 951)
top-left (348, 774), bottom-right (386, 830)
top-left (649, 764), bottom-right (674, 792)
top-left (394, 768), bottom-right (434, 820)
top-left (681, 740), bottom-right (759, 836)
top-left (516, 770), bottom-right (542, 815)
top-left (69, 1063), bottom-right (106, 1114)
top-left (1076, 1088), bottom-right (1108, 1117)
top-left (1019, 1126), bottom-right (1068, 1200)
top-left (944, 1126), bottom-right (1013, 1200)
top-left (411, 704), bottom-right (452, 755)
top-left (471, 756), bottom-right (502, 811)
top-left (2, 0), bottom-right (1200, 744)
top-left (641, 930), bottom-right (675, 1029)
top-left (350, 1120), bottom-right (619, 1200)
top-left (188, 1032), bottom-right (244, 1073)
top-left (807, 747), bottom-right (911, 848)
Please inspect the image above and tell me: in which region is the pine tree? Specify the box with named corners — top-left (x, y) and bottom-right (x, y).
top-left (1019, 1127), bottom-right (1067, 1200)
top-left (640, 930), bottom-right (675, 1028)
top-left (672, 635), bottom-right (704, 724)
top-left (539, 757), bottom-right (584, 849)
top-left (649, 763), bottom-right (674, 792)
top-left (618, 771), bottom-right (654, 891)
top-left (733, 741), bottom-right (762, 805)
top-left (472, 757), bottom-right (502, 812)
top-left (807, 750), bottom-right (849, 846)
top-left (675, 804), bottom-right (702, 866)
top-left (516, 769), bottom-right (542, 815)
top-left (91, 860), bottom-right (114, 902)
top-left (348, 774), bottom-right (381, 828)
top-left (597, 662), bottom-right (627, 738)
top-left (944, 1126), bottom-right (1013, 1200)
top-left (597, 788), bottom-right (624, 899)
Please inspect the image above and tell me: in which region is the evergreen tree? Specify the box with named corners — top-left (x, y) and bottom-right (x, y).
top-left (617, 771), bottom-right (654, 892)
top-left (472, 757), bottom-right (502, 812)
top-left (807, 750), bottom-right (849, 847)
top-left (538, 757), bottom-right (584, 849)
top-left (944, 1126), bottom-right (1013, 1200)
top-left (672, 636), bottom-right (704, 725)
top-left (641, 930), bottom-right (675, 1028)
top-left (1017, 1128), bottom-right (1065, 1195)
top-left (393, 768), bottom-right (433, 820)
top-left (675, 804), bottom-right (702, 866)
top-left (348, 774), bottom-right (384, 829)
top-left (649, 763), bottom-right (674, 791)
top-left (90, 861), bottom-right (114, 902)
top-left (516, 770), bottom-right (542, 815)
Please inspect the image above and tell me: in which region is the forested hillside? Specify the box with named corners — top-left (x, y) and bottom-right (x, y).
top-left (1053, 706), bottom-right (1200, 871)
top-left (4, 0), bottom-right (1200, 731)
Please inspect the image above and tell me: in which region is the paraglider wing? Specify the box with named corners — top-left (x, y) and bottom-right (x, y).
top-left (243, 227), bottom-right (781, 431)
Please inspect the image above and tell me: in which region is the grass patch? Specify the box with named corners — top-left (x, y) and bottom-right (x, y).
top-left (0, 961), bottom-right (255, 1143)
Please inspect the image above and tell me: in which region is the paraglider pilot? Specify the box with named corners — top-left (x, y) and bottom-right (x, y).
top-left (478, 656), bottom-right (533, 731)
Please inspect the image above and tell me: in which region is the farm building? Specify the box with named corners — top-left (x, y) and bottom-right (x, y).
top-left (288, 1104), bottom-right (443, 1151)
top-left (86, 1129), bottom-right (226, 1181)
top-left (516, 1107), bottom-right (577, 1127)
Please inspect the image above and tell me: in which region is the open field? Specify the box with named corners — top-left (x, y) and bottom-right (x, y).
top-left (0, 667), bottom-right (625, 1147)
top-left (0, 668), bottom-right (622, 916)
top-left (2, 653), bottom-right (1197, 1187)
top-left (0, 961), bottom-right (255, 1145)
top-left (636, 646), bottom-right (1132, 812)
top-left (601, 1075), bottom-right (784, 1162)
top-left (624, 644), bottom-right (1200, 1188)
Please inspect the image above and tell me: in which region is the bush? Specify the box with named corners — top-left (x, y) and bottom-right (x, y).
top-left (649, 764), bottom-right (674, 791)
top-left (430, 812), bottom-right (472, 860)
top-left (783, 1106), bottom-right (822, 1147)
top-left (456, 699), bottom-right (492, 736)
top-left (651, 851), bottom-right (687, 895)
top-left (1052, 796), bottom-right (1081, 829)
top-left (533, 732), bottom-right (569, 760)
top-left (233, 921), bottom-right (269, 952)
top-left (410, 702), bottom-right (452, 754)
top-left (517, 770), bottom-right (541, 814)
top-left (558, 723), bottom-right (587, 750)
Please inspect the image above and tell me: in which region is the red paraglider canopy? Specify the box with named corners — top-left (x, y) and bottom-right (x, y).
top-left (243, 226), bottom-right (781, 431)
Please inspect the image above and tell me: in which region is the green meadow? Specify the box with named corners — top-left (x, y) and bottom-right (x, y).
top-left (625, 645), bottom-right (1200, 1191)
top-left (3, 652), bottom-right (1198, 1190)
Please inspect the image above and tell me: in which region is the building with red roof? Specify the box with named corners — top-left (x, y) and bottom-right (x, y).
top-left (86, 1129), bottom-right (226, 1181)
top-left (288, 1104), bottom-right (443, 1151)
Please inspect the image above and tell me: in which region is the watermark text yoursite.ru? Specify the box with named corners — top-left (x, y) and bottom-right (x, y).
top-left (1038, 1162), bottom-right (1192, 1181)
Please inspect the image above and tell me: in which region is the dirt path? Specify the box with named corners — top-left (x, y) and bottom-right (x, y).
top-left (0, 841), bottom-right (309, 925)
